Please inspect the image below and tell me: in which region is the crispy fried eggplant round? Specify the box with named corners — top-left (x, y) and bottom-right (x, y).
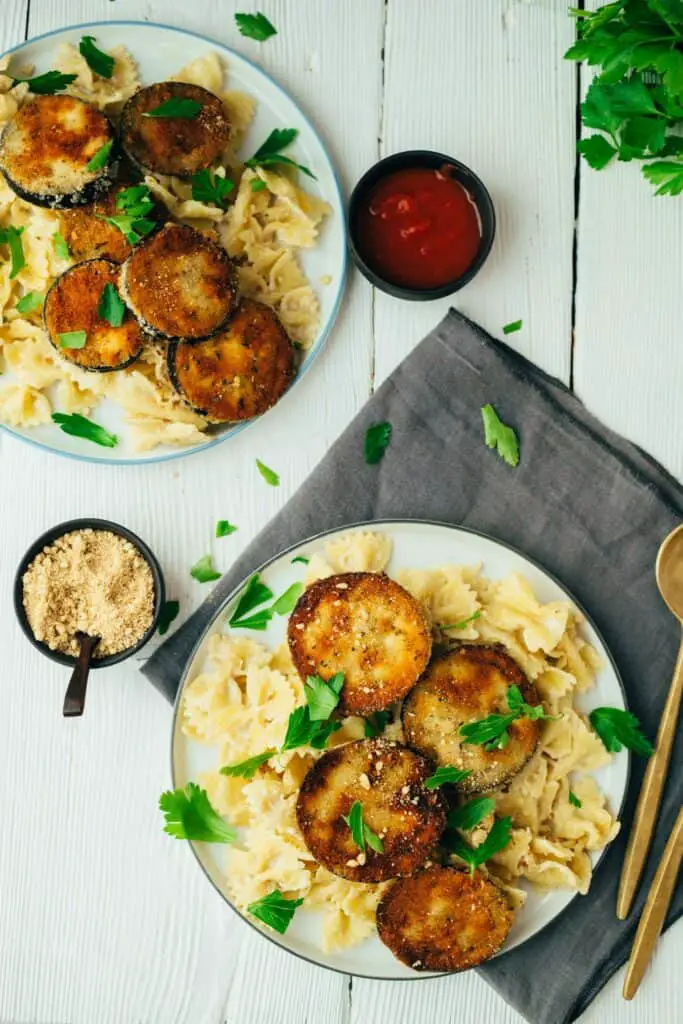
top-left (59, 181), bottom-right (167, 263)
top-left (119, 223), bottom-right (237, 341)
top-left (0, 95), bottom-right (116, 209)
top-left (376, 866), bottom-right (514, 972)
top-left (288, 572), bottom-right (432, 716)
top-left (168, 299), bottom-right (293, 422)
top-left (402, 645), bottom-right (540, 795)
top-left (120, 82), bottom-right (230, 177)
top-left (44, 258), bottom-right (143, 372)
top-left (296, 739), bottom-right (446, 883)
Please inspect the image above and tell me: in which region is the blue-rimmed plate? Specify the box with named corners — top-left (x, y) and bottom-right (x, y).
top-left (0, 21), bottom-right (346, 464)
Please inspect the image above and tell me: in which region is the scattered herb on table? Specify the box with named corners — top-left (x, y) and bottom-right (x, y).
top-left (503, 319), bottom-right (522, 335)
top-left (157, 600), bottom-right (180, 636)
top-left (481, 403), bottom-right (520, 468)
top-left (246, 127), bottom-right (315, 179)
top-left (271, 582), bottom-right (303, 616)
top-left (235, 12), bottom-right (278, 42)
top-left (221, 750), bottom-right (277, 779)
top-left (51, 412), bottom-right (118, 448)
top-left (565, 1), bottom-right (683, 194)
top-left (58, 330), bottom-right (87, 350)
top-left (79, 35), bottom-right (115, 78)
top-left (247, 890), bottom-right (303, 934)
top-left (424, 766), bottom-right (472, 790)
top-left (568, 789), bottom-right (582, 808)
top-left (191, 168), bottom-right (234, 208)
top-left (364, 421), bottom-right (392, 465)
top-left (304, 672), bottom-right (344, 721)
top-left (291, 555), bottom-right (309, 565)
top-left (589, 707), bottom-right (654, 756)
top-left (440, 610), bottom-right (481, 631)
top-left (190, 554), bottom-right (221, 584)
top-left (342, 800), bottom-right (384, 853)
top-left (256, 458), bottom-right (279, 486)
top-left (98, 282), bottom-right (126, 326)
top-left (216, 519), bottom-right (238, 538)
top-left (143, 96), bottom-right (202, 119)
top-left (364, 710), bottom-right (390, 739)
top-left (53, 231), bottom-right (71, 261)
top-left (445, 815), bottom-right (512, 874)
top-left (85, 139), bottom-right (113, 173)
top-left (460, 684), bottom-right (553, 751)
top-left (160, 783), bottom-right (236, 843)
top-left (11, 70), bottom-right (77, 94)
top-left (447, 796), bottom-right (495, 832)
top-left (0, 226), bottom-right (25, 278)
top-left (15, 291), bottom-right (43, 314)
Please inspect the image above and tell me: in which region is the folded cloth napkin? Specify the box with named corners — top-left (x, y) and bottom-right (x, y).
top-left (143, 309), bottom-right (682, 1024)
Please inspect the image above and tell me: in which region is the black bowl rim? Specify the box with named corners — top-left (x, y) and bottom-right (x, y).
top-left (347, 149), bottom-right (496, 301)
top-left (13, 517), bottom-right (166, 668)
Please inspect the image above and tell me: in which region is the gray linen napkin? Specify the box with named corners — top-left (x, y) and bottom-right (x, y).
top-left (143, 309), bottom-right (682, 1024)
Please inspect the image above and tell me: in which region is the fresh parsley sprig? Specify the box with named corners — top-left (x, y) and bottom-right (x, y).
top-left (246, 128), bottom-right (316, 179)
top-left (144, 96), bottom-right (202, 119)
top-left (481, 403), bottom-right (520, 468)
top-left (247, 890), bottom-right (303, 934)
top-left (445, 815), bottom-right (512, 874)
top-left (79, 36), bottom-right (115, 79)
top-left (11, 70), bottom-right (77, 94)
top-left (447, 796), bottom-right (495, 832)
top-left (235, 12), bottom-right (278, 42)
top-left (0, 226), bottom-right (25, 278)
top-left (190, 554), bottom-right (221, 583)
top-left (589, 707), bottom-right (654, 757)
top-left (191, 168), bottom-right (234, 208)
top-left (51, 412), bottom-right (117, 448)
top-left (342, 800), bottom-right (384, 854)
top-left (97, 282), bottom-right (126, 326)
top-left (160, 782), bottom-right (236, 843)
top-left (424, 766), bottom-right (472, 790)
top-left (440, 610), bottom-right (481, 631)
top-left (460, 685), bottom-right (553, 751)
top-left (304, 672), bottom-right (344, 721)
top-left (221, 750), bottom-right (277, 779)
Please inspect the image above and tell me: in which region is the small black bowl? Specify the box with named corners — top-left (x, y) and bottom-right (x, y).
top-left (347, 150), bottom-right (496, 301)
top-left (14, 518), bottom-right (165, 668)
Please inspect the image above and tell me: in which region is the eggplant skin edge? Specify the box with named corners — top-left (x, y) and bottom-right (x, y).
top-left (166, 341), bottom-right (231, 420)
top-left (0, 159), bottom-right (119, 210)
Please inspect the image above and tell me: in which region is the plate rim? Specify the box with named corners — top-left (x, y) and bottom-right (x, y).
top-left (169, 517), bottom-right (632, 980)
top-left (0, 19), bottom-right (348, 465)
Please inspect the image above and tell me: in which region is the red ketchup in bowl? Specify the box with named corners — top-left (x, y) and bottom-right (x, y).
top-left (355, 165), bottom-right (482, 289)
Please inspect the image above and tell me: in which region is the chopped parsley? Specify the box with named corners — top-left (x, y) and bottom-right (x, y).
top-left (190, 554), bottom-right (221, 583)
top-left (11, 70), bottom-right (77, 94)
top-left (51, 412), bottom-right (118, 448)
top-left (79, 35), bottom-right (115, 78)
top-left (160, 783), bottom-right (236, 843)
top-left (247, 890), bottom-right (303, 934)
top-left (304, 673), bottom-right (344, 721)
top-left (221, 750), bottom-right (276, 779)
top-left (58, 331), bottom-right (87, 349)
top-left (256, 458), bottom-right (279, 486)
top-left (97, 282), bottom-right (126, 327)
top-left (85, 139), bottom-right (113, 172)
top-left (216, 519), bottom-right (238, 538)
top-left (143, 96), bottom-right (202, 118)
top-left (424, 766), bottom-right (472, 790)
top-left (15, 291), bottom-right (44, 315)
top-left (445, 815), bottom-right (513, 874)
top-left (0, 226), bottom-right (25, 278)
top-left (460, 685), bottom-right (553, 751)
top-left (246, 128), bottom-right (315, 179)
top-left (191, 168), bottom-right (234, 208)
top-left (589, 707), bottom-right (653, 757)
top-left (157, 600), bottom-right (180, 636)
top-left (235, 12), bottom-right (278, 42)
top-left (364, 421), bottom-right (392, 465)
top-left (481, 403), bottom-right (520, 468)
top-left (342, 800), bottom-right (384, 854)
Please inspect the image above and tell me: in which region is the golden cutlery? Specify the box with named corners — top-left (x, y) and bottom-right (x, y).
top-left (617, 524), bottom-right (683, 919)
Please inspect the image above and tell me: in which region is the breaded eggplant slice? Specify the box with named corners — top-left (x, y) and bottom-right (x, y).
top-left (296, 739), bottom-right (446, 883)
top-left (60, 181), bottom-right (167, 263)
top-left (402, 645), bottom-right (541, 795)
top-left (0, 95), bottom-right (116, 209)
top-left (168, 299), bottom-right (293, 423)
top-left (288, 572), bottom-right (432, 716)
top-left (376, 866), bottom-right (513, 972)
top-left (120, 82), bottom-right (230, 177)
top-left (119, 223), bottom-right (237, 341)
top-left (44, 258), bottom-right (143, 372)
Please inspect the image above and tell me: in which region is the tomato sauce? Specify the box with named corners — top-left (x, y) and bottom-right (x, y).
top-left (355, 166), bottom-right (482, 289)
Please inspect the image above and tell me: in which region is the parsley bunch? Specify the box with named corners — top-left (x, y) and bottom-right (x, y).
top-left (566, 1), bottom-right (683, 194)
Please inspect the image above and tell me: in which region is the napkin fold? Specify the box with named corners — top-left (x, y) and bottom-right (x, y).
top-left (143, 309), bottom-right (682, 1024)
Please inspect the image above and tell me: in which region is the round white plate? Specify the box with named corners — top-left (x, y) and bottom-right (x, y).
top-left (0, 21), bottom-right (346, 464)
top-left (171, 520), bottom-right (630, 980)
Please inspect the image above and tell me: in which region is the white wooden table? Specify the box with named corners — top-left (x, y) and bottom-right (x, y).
top-left (1, 1), bottom-right (680, 1022)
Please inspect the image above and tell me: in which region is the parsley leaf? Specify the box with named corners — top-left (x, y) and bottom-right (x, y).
top-left (364, 421), bottom-right (392, 464)
top-left (116, 184), bottom-right (156, 218)
top-left (502, 319), bottom-right (522, 334)
top-left (304, 672), bottom-right (344, 721)
top-left (220, 750), bottom-right (276, 779)
top-left (364, 710), bottom-right (390, 739)
top-left (53, 231), bottom-right (70, 261)
top-left (58, 330), bottom-right (87, 349)
top-left (229, 573), bottom-right (274, 627)
top-left (246, 128), bottom-right (316, 179)
top-left (51, 412), bottom-right (117, 448)
top-left (460, 685), bottom-right (553, 750)
top-left (0, 226), bottom-right (25, 278)
top-left (159, 782), bottom-right (236, 843)
top-left (15, 290), bottom-right (43, 315)
top-left (589, 707), bottom-right (654, 756)
top-left (271, 582), bottom-right (303, 616)
top-left (143, 97), bottom-right (202, 119)
top-left (445, 815), bottom-right (512, 874)
top-left (216, 519), bottom-right (238, 538)
top-left (281, 705), bottom-right (341, 751)
top-left (247, 890), bottom-right (303, 934)
top-left (235, 12), bottom-right (278, 42)
top-left (79, 35), bottom-right (115, 79)
top-left (191, 168), bottom-right (234, 209)
top-left (568, 789), bottom-right (582, 808)
top-left (424, 766), bottom-right (472, 790)
top-left (642, 160), bottom-right (683, 195)
top-left (342, 800), bottom-right (384, 853)
top-left (251, 178), bottom-right (267, 192)
top-left (256, 458), bottom-right (279, 486)
top-left (481, 403), bottom-right (520, 468)
top-left (190, 554), bottom-right (221, 583)
top-left (578, 134), bottom-right (619, 170)
top-left (157, 600), bottom-right (180, 636)
top-left (98, 214), bottom-right (155, 245)
top-left (440, 610), bottom-right (481, 631)
top-left (447, 796), bottom-right (495, 832)
top-left (85, 139), bottom-right (113, 173)
top-left (291, 555), bottom-right (309, 565)
top-left (97, 282), bottom-right (126, 326)
top-left (11, 70), bottom-right (77, 94)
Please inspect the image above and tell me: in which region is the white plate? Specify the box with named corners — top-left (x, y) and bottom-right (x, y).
top-left (171, 520), bottom-right (630, 980)
top-left (0, 21), bottom-right (346, 464)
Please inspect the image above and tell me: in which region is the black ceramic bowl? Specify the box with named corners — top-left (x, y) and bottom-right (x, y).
top-left (347, 150), bottom-right (496, 301)
top-left (14, 518), bottom-right (165, 668)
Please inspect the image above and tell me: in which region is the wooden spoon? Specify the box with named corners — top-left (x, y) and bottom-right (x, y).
top-left (617, 523), bottom-right (683, 919)
top-left (63, 632), bottom-right (100, 718)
